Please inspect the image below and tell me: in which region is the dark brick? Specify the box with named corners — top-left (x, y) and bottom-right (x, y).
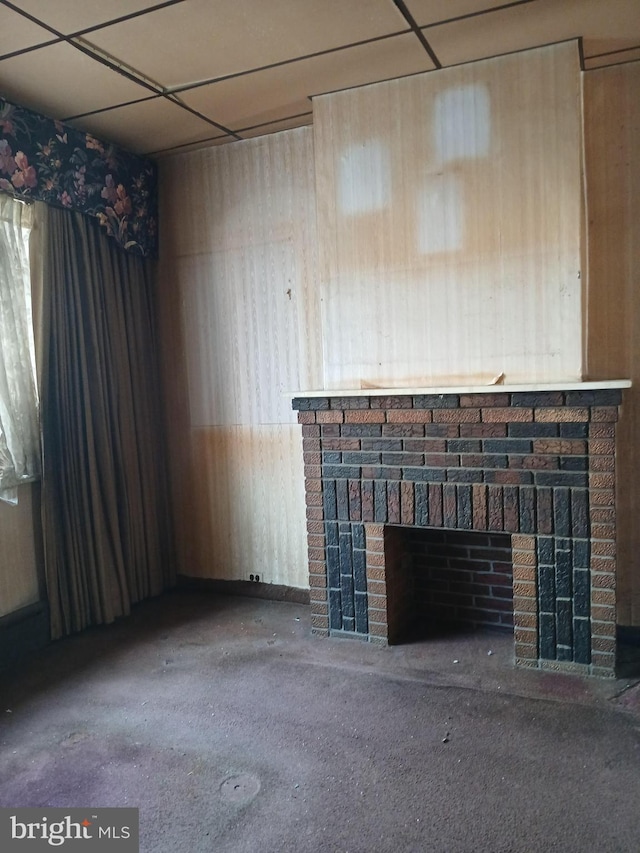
top-left (556, 645), bottom-right (573, 662)
top-left (519, 487), bottom-right (536, 534)
top-left (336, 479), bottom-right (349, 521)
top-left (488, 486), bottom-right (503, 531)
top-left (339, 532), bottom-right (353, 576)
top-left (341, 574), bottom-right (355, 619)
top-left (539, 565), bottom-right (556, 612)
top-left (457, 485), bottom-right (473, 529)
top-left (461, 453), bottom-right (508, 469)
top-left (573, 569), bottom-right (590, 618)
top-left (343, 451), bottom-right (380, 465)
top-left (484, 470), bottom-right (533, 485)
top-left (374, 481), bottom-right (387, 523)
top-left (321, 424), bottom-right (341, 437)
top-left (553, 489), bottom-right (571, 537)
top-left (362, 466), bottom-right (402, 480)
top-left (539, 612), bottom-right (556, 660)
top-left (408, 481), bottom-right (427, 527)
top-left (324, 465), bottom-right (361, 480)
top-left (537, 536), bottom-right (554, 566)
top-left (555, 548), bottom-right (572, 599)
top-left (448, 439), bottom-right (481, 452)
top-left (327, 546), bottom-right (341, 588)
top-left (382, 424), bottom-right (425, 437)
top-left (503, 486), bottom-right (519, 533)
top-left (446, 468), bottom-right (479, 483)
top-left (429, 483), bottom-right (443, 527)
top-left (573, 617), bottom-right (591, 664)
top-left (484, 439), bottom-right (532, 453)
top-left (353, 548), bottom-right (367, 593)
top-left (571, 489), bottom-right (589, 539)
top-left (323, 480), bottom-right (337, 520)
top-left (370, 396), bottom-right (412, 409)
top-left (352, 523), bottom-right (365, 550)
top-left (328, 587), bottom-right (342, 629)
top-left (342, 617), bottom-right (355, 632)
top-left (322, 451), bottom-right (342, 464)
top-left (443, 483), bottom-right (457, 529)
top-left (536, 488), bottom-right (553, 535)
top-left (342, 425), bottom-right (383, 437)
top-left (362, 480), bottom-right (374, 522)
top-left (330, 397), bottom-right (370, 409)
top-left (556, 599), bottom-right (573, 649)
top-left (325, 521), bottom-right (339, 547)
top-left (560, 456), bottom-right (588, 471)
top-left (565, 390), bottom-right (622, 406)
top-left (354, 592), bottom-right (369, 633)
top-left (293, 397), bottom-right (330, 411)
top-left (404, 438), bottom-right (446, 453)
top-left (382, 452), bottom-right (424, 466)
top-left (573, 539), bottom-right (590, 570)
top-left (535, 471), bottom-right (588, 488)
top-left (459, 423), bottom-right (507, 438)
top-left (361, 438), bottom-right (403, 452)
top-left (424, 424), bottom-right (459, 437)
top-left (388, 480), bottom-right (401, 524)
top-left (508, 422), bottom-right (559, 438)
top-left (559, 423), bottom-right (589, 438)
top-left (512, 391), bottom-right (564, 407)
top-left (403, 467), bottom-right (446, 482)
top-left (413, 394), bottom-right (459, 408)
top-left (348, 479), bottom-right (362, 521)
top-left (461, 393), bottom-right (509, 407)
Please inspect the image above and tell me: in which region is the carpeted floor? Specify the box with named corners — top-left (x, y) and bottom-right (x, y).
top-left (1, 591), bottom-right (639, 852)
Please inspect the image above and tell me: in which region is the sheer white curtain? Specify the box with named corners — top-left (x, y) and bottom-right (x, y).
top-left (0, 194), bottom-right (40, 502)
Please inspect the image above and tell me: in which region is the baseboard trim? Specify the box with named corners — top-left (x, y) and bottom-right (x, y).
top-left (177, 576), bottom-right (310, 605)
top-left (0, 601), bottom-right (50, 670)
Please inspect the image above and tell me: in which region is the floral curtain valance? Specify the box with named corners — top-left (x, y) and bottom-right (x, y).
top-left (0, 98), bottom-right (157, 257)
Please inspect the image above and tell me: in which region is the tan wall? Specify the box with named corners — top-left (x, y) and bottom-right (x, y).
top-left (584, 61), bottom-right (640, 625)
top-left (313, 42), bottom-right (583, 389)
top-left (158, 127), bottom-right (321, 587)
top-left (0, 484), bottom-right (41, 618)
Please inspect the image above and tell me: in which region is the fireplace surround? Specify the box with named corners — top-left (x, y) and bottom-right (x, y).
top-left (292, 383), bottom-right (629, 678)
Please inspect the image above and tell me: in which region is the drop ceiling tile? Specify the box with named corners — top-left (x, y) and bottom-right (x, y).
top-left (426, 0), bottom-right (640, 66)
top-left (404, 0), bottom-right (520, 27)
top-left (180, 33), bottom-right (435, 131)
top-left (67, 97), bottom-right (227, 155)
top-left (0, 41), bottom-right (153, 118)
top-left (584, 48), bottom-right (640, 70)
top-left (237, 113), bottom-right (313, 139)
top-left (0, 4), bottom-right (56, 56)
top-left (84, 0), bottom-right (410, 88)
top-left (151, 135), bottom-right (233, 159)
top-left (5, 0), bottom-right (166, 34)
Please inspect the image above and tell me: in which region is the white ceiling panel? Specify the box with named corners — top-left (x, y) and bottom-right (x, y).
top-left (67, 97), bottom-right (226, 154)
top-left (0, 40), bottom-right (153, 119)
top-left (426, 0), bottom-right (640, 67)
top-left (5, 0), bottom-right (170, 34)
top-left (0, 4), bottom-right (55, 56)
top-left (181, 33), bottom-right (435, 132)
top-left (83, 0), bottom-right (410, 88)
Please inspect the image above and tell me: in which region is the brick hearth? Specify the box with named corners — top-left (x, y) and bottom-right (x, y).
top-left (292, 387), bottom-right (625, 677)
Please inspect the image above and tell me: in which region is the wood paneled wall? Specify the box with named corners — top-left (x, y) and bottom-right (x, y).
top-left (584, 62), bottom-right (640, 625)
top-left (158, 128), bottom-right (321, 587)
top-left (313, 42), bottom-right (583, 389)
top-left (0, 484), bottom-right (41, 618)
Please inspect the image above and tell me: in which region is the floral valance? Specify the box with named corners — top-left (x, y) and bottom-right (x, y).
top-left (0, 97), bottom-right (157, 257)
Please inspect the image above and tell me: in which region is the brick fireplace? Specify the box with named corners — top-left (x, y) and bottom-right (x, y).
top-left (292, 385), bottom-right (628, 678)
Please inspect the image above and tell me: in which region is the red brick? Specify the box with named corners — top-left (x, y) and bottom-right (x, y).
top-left (590, 490), bottom-right (615, 506)
top-left (515, 642), bottom-right (538, 660)
top-left (302, 438), bottom-right (320, 452)
top-left (513, 564), bottom-right (536, 581)
top-left (482, 407), bottom-right (533, 422)
top-left (589, 439), bottom-right (615, 456)
top-left (532, 439), bottom-right (586, 455)
top-left (303, 451), bottom-right (321, 464)
top-left (513, 550), bottom-right (535, 568)
top-left (514, 595), bottom-right (537, 613)
top-left (311, 602), bottom-right (328, 616)
top-left (590, 652), bottom-right (616, 668)
top-left (305, 492), bottom-right (323, 508)
top-left (369, 622), bottom-right (388, 637)
top-left (316, 410), bottom-right (344, 424)
top-left (515, 627), bottom-right (537, 644)
top-left (297, 411), bottom-right (316, 424)
top-left (591, 588), bottom-right (616, 606)
top-left (344, 410), bottom-right (386, 423)
top-left (460, 423), bottom-right (507, 437)
top-left (515, 612), bottom-right (537, 629)
top-left (513, 581), bottom-right (536, 598)
top-left (302, 424), bottom-right (321, 437)
top-left (472, 484), bottom-right (487, 530)
top-left (304, 465), bottom-right (321, 479)
top-left (367, 580), bottom-right (386, 596)
top-left (591, 556), bottom-right (615, 573)
top-left (387, 409), bottom-right (433, 423)
top-left (309, 588), bottom-right (327, 602)
top-left (460, 393), bottom-right (509, 407)
top-left (589, 423), bottom-right (615, 438)
top-left (512, 534), bottom-right (535, 551)
top-left (590, 523), bottom-right (615, 541)
top-left (306, 520), bottom-right (324, 534)
top-left (591, 605), bottom-right (615, 622)
top-left (368, 594), bottom-right (387, 610)
top-left (589, 473), bottom-right (615, 489)
top-left (366, 522), bottom-right (385, 538)
top-left (401, 481), bottom-right (415, 526)
top-left (589, 455), bottom-right (615, 471)
top-left (590, 507), bottom-right (615, 524)
top-left (305, 478), bottom-right (322, 492)
top-left (591, 572), bottom-right (615, 589)
top-left (307, 546), bottom-right (325, 561)
top-left (309, 574), bottom-right (327, 588)
top-left (433, 408), bottom-right (480, 423)
top-left (311, 615), bottom-right (329, 630)
top-left (306, 506), bottom-right (323, 520)
top-left (307, 533), bottom-right (325, 548)
top-left (591, 636), bottom-right (616, 653)
top-left (591, 541), bottom-right (616, 558)
top-left (534, 407), bottom-right (589, 422)
top-left (590, 407), bottom-right (618, 422)
top-left (591, 620), bottom-right (615, 637)
top-left (322, 438), bottom-right (360, 451)
top-left (367, 558), bottom-right (385, 573)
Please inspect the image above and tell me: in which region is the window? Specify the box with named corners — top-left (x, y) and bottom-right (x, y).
top-left (0, 194), bottom-right (40, 503)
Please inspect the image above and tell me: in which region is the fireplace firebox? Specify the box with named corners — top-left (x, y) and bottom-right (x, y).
top-left (292, 384), bottom-right (628, 678)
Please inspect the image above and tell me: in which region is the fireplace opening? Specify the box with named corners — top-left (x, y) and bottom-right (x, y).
top-left (383, 526), bottom-right (513, 644)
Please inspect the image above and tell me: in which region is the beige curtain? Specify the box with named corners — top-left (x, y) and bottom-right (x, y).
top-left (40, 206), bottom-right (175, 639)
